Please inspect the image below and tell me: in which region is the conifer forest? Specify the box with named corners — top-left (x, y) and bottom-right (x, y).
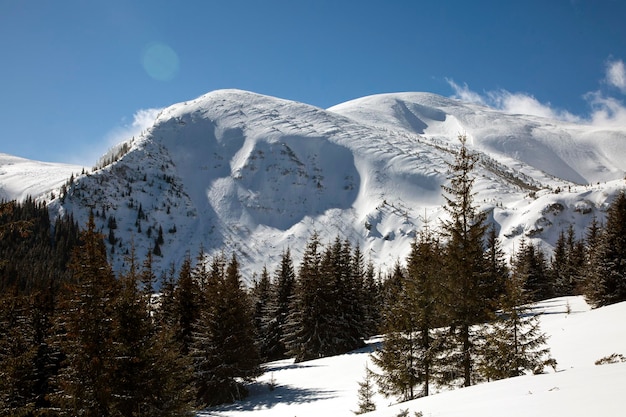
top-left (1, 136), bottom-right (626, 416)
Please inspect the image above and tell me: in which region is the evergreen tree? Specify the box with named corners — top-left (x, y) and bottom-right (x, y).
top-left (361, 258), bottom-right (382, 337)
top-left (354, 364), bottom-right (377, 415)
top-left (372, 229), bottom-right (444, 401)
top-left (0, 292), bottom-right (38, 416)
top-left (112, 252), bottom-right (194, 416)
top-left (440, 134), bottom-right (491, 387)
top-left (478, 250), bottom-right (554, 380)
top-left (191, 253), bottom-right (261, 407)
top-left (252, 265), bottom-right (272, 359)
top-left (262, 248), bottom-right (296, 361)
top-left (50, 213), bottom-right (119, 416)
top-left (551, 225), bottom-right (585, 296)
top-left (516, 239), bottom-right (552, 302)
top-left (172, 255), bottom-right (201, 356)
top-left (285, 232), bottom-right (333, 362)
top-left (322, 237), bottom-right (366, 354)
top-left (585, 191), bottom-right (626, 306)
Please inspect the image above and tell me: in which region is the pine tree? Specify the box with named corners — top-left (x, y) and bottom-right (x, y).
top-left (322, 237), bottom-right (366, 355)
top-left (551, 225), bottom-right (585, 296)
top-left (440, 134), bottom-right (491, 387)
top-left (361, 258), bottom-right (382, 337)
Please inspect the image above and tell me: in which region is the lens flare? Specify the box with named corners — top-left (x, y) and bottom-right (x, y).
top-left (142, 42), bottom-right (179, 81)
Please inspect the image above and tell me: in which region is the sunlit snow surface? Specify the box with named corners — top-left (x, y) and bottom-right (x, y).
top-left (0, 153), bottom-right (83, 202)
top-left (2, 90), bottom-right (625, 281)
top-left (199, 297), bottom-right (626, 417)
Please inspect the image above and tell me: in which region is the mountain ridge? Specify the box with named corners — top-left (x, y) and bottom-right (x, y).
top-left (2, 89), bottom-right (624, 282)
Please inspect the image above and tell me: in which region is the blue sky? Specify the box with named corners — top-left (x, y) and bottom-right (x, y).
top-left (1, 0), bottom-right (626, 165)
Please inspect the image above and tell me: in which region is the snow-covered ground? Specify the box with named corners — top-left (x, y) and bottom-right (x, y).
top-left (0, 153), bottom-right (83, 201)
top-left (199, 297), bottom-right (626, 417)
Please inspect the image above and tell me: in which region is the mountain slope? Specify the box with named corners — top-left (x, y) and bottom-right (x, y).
top-left (3, 89), bottom-right (625, 280)
top-left (0, 153), bottom-right (83, 202)
top-left (329, 92), bottom-right (626, 184)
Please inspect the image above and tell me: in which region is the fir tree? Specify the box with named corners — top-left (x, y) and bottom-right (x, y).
top-left (172, 255), bottom-right (201, 356)
top-left (112, 252), bottom-right (194, 416)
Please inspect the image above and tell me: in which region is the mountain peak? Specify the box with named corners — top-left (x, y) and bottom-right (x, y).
top-left (3, 89), bottom-right (625, 281)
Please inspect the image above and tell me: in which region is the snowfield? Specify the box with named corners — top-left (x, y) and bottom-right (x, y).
top-left (1, 89), bottom-right (625, 281)
top-left (0, 153), bottom-right (83, 202)
top-left (199, 297), bottom-right (626, 417)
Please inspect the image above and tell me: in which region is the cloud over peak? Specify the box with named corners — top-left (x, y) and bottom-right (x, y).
top-left (605, 59), bottom-right (626, 93)
top-left (447, 57), bottom-right (626, 128)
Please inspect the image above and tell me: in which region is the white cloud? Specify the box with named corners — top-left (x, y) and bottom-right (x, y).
top-left (605, 59), bottom-right (626, 93)
top-left (447, 79), bottom-right (580, 122)
top-left (585, 91), bottom-right (626, 127)
top-left (67, 107), bottom-right (163, 166)
top-left (446, 79), bottom-right (486, 106)
top-left (105, 107), bottom-right (163, 147)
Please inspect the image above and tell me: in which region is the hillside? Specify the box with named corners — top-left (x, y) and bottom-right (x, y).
top-left (0, 153), bottom-right (83, 202)
top-left (199, 297), bottom-right (626, 417)
top-left (1, 89), bottom-right (625, 280)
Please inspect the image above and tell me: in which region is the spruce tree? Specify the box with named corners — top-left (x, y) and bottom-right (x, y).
top-left (263, 248), bottom-right (296, 361)
top-left (354, 363), bottom-right (377, 414)
top-left (285, 232), bottom-right (331, 362)
top-left (252, 265), bottom-right (272, 360)
top-left (372, 229), bottom-right (444, 401)
top-left (172, 255), bottom-right (201, 356)
top-left (191, 253), bottom-right (261, 406)
top-left (113, 252), bottom-right (193, 417)
top-left (0, 292), bottom-right (38, 416)
top-left (51, 213), bottom-right (119, 416)
top-left (440, 134), bottom-right (491, 387)
top-left (516, 239), bottom-right (553, 302)
top-left (585, 191), bottom-right (626, 306)
top-left (478, 249), bottom-right (554, 380)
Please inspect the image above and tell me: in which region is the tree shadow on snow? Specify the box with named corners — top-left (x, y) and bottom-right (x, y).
top-left (198, 383), bottom-right (337, 415)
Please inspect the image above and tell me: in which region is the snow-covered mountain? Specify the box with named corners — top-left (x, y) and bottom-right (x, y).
top-left (2, 89), bottom-right (625, 281)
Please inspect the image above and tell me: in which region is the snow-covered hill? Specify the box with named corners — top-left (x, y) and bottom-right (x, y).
top-left (198, 297), bottom-right (626, 417)
top-left (0, 153), bottom-right (83, 202)
top-left (2, 89), bottom-right (625, 280)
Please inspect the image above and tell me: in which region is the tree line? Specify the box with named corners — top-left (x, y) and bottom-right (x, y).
top-left (2, 135), bottom-right (626, 415)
